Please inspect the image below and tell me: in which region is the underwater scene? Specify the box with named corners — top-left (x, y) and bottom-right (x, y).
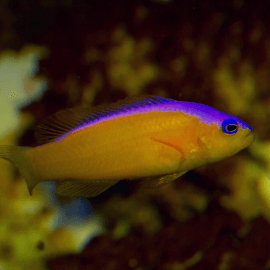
top-left (0, 0), bottom-right (270, 269)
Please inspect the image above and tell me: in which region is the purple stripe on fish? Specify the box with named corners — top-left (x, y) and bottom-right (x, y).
top-left (52, 96), bottom-right (252, 143)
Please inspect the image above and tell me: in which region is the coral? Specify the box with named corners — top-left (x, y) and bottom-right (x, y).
top-left (0, 0), bottom-right (270, 269)
top-left (0, 47), bottom-right (102, 270)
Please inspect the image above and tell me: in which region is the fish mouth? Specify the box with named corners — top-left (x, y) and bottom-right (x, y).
top-left (245, 130), bottom-right (253, 137)
top-left (244, 130), bottom-right (255, 145)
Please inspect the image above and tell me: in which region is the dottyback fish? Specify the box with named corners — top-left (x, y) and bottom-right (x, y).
top-left (0, 96), bottom-right (255, 197)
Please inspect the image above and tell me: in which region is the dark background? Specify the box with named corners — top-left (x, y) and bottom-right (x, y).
top-left (1, 0), bottom-right (270, 269)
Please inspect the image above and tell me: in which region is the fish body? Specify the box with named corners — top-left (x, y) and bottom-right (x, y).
top-left (31, 112), bottom-right (183, 181)
top-left (0, 96), bottom-right (255, 197)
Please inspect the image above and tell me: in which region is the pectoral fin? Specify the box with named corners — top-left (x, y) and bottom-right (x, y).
top-left (151, 137), bottom-right (184, 155)
top-left (56, 180), bottom-right (119, 197)
top-left (138, 171), bottom-right (187, 189)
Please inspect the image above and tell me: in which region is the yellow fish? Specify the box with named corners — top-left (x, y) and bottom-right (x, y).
top-left (0, 96), bottom-right (255, 197)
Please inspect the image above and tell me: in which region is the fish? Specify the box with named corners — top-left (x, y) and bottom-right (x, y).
top-left (0, 96), bottom-right (255, 197)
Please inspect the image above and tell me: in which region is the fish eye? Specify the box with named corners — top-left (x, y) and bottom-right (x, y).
top-left (221, 119), bottom-right (238, 135)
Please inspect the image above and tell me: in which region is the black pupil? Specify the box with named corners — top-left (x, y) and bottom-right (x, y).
top-left (226, 124), bottom-right (237, 132)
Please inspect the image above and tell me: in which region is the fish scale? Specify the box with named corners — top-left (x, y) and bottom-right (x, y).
top-left (0, 96), bottom-right (254, 197)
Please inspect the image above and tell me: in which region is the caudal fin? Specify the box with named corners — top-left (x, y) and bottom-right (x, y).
top-left (0, 145), bottom-right (39, 195)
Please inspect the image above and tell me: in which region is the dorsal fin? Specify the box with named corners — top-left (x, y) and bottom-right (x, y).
top-left (35, 107), bottom-right (91, 145)
top-left (35, 95), bottom-right (176, 145)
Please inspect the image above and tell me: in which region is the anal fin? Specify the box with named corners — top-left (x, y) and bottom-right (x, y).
top-left (56, 180), bottom-right (119, 197)
top-left (138, 171), bottom-right (187, 189)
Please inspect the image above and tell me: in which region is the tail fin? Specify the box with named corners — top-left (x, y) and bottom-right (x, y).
top-left (0, 145), bottom-right (38, 195)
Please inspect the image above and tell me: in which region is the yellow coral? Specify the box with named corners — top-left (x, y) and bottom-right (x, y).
top-left (0, 47), bottom-right (102, 270)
